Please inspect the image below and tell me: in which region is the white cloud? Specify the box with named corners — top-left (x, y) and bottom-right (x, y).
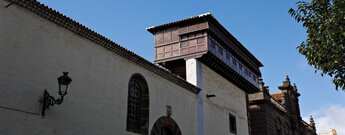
top-left (304, 105), bottom-right (345, 135)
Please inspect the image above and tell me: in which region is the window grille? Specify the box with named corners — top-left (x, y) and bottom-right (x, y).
top-left (127, 79), bottom-right (142, 132)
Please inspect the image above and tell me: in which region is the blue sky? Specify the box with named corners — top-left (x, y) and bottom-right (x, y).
top-left (37, 0), bottom-right (345, 132)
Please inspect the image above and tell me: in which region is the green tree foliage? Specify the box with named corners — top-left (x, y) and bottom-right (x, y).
top-left (289, 0), bottom-right (345, 91)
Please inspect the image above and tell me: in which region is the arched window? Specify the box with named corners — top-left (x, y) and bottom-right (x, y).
top-left (150, 116), bottom-right (182, 135)
top-left (126, 74), bottom-right (149, 134)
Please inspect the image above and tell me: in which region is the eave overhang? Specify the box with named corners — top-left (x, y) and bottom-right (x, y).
top-left (199, 52), bottom-right (260, 94)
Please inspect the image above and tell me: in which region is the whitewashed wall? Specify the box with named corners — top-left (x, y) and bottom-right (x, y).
top-left (201, 64), bottom-right (249, 135)
top-left (0, 1), bottom-right (198, 135)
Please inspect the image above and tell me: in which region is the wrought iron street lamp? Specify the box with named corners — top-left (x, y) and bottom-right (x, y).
top-left (41, 72), bottom-right (72, 116)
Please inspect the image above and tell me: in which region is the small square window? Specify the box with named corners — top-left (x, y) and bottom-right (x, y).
top-left (229, 113), bottom-right (237, 134)
top-left (232, 57), bottom-right (237, 66)
top-left (197, 37), bottom-right (205, 44)
top-left (218, 48), bottom-right (223, 55)
top-left (226, 54), bottom-right (230, 60)
top-left (244, 68), bottom-right (249, 75)
top-left (180, 41), bottom-right (189, 48)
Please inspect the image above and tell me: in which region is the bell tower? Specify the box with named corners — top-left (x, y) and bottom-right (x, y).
top-left (278, 76), bottom-right (302, 133)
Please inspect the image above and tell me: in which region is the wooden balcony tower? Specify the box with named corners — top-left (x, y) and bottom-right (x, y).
top-left (147, 13), bottom-right (263, 93)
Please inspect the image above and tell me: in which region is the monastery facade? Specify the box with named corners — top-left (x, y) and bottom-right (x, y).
top-left (0, 0), bottom-right (316, 135)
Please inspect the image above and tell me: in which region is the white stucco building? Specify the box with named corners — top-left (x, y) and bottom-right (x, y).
top-left (0, 0), bottom-right (263, 135)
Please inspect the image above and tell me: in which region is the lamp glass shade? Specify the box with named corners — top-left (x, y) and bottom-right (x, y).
top-left (58, 72), bottom-right (72, 96)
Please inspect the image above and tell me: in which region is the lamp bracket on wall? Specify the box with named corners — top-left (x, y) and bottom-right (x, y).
top-left (206, 94), bottom-right (216, 98)
top-left (40, 72), bottom-right (72, 116)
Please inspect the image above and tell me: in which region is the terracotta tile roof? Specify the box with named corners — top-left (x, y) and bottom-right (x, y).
top-left (4, 0), bottom-right (200, 94)
top-left (271, 93), bottom-right (283, 104)
top-left (146, 12), bottom-right (213, 33)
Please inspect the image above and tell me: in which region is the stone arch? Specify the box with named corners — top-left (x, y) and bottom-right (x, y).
top-left (126, 73), bottom-right (149, 134)
top-left (150, 116), bottom-right (182, 135)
